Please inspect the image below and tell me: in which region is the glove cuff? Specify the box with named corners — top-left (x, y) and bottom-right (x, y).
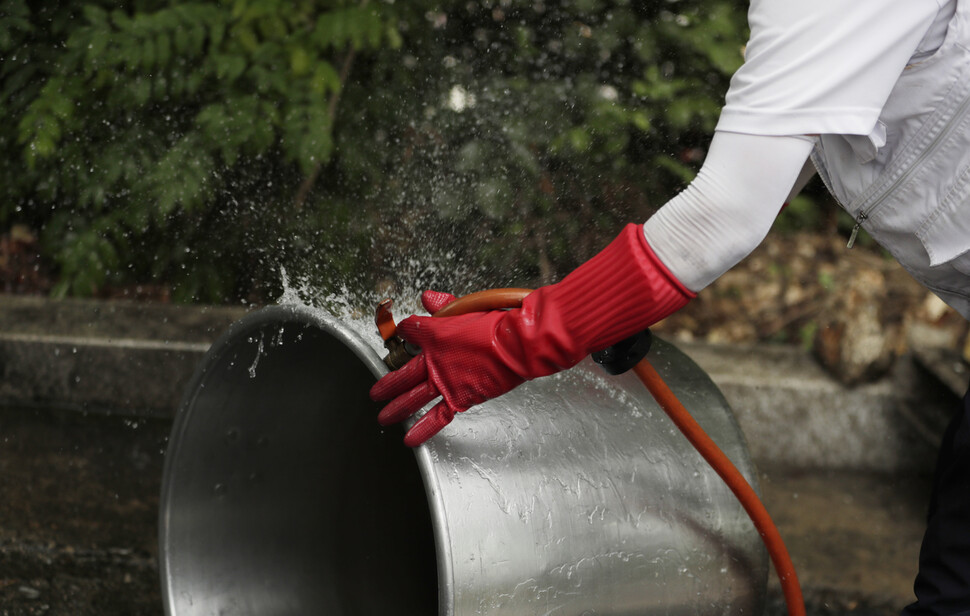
top-left (497, 223), bottom-right (694, 377)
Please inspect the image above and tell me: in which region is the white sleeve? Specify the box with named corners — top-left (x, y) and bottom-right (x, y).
top-left (643, 131), bottom-right (815, 292)
top-left (717, 0), bottom-right (944, 136)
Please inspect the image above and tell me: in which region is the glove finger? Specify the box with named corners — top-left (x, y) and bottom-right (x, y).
top-left (403, 402), bottom-right (458, 447)
top-left (394, 314), bottom-right (436, 344)
top-left (421, 290), bottom-right (457, 314)
top-left (369, 353), bottom-right (427, 401)
top-left (377, 380), bottom-right (439, 426)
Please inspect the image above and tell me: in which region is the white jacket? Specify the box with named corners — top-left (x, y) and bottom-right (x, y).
top-left (813, 0), bottom-right (970, 318)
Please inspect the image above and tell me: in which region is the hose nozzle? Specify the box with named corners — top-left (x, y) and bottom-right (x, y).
top-left (375, 298), bottom-right (418, 371)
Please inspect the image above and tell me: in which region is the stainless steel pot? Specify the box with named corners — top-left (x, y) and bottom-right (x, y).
top-left (160, 303), bottom-right (766, 615)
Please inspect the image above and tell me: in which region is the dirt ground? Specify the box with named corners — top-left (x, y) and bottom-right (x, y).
top-left (652, 231), bottom-right (970, 387)
top-left (656, 232), bottom-right (957, 344)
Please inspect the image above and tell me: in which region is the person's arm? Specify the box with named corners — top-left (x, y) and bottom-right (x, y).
top-left (372, 131), bottom-right (814, 446)
top-left (644, 131), bottom-right (814, 291)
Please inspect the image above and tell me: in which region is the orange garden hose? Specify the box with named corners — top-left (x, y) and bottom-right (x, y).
top-left (632, 359), bottom-right (805, 616)
top-left (432, 288), bottom-right (536, 318)
top-left (431, 288), bottom-right (806, 616)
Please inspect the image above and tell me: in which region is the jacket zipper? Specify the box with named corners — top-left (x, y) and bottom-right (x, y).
top-left (846, 89), bottom-right (970, 249)
top-left (846, 213), bottom-right (868, 249)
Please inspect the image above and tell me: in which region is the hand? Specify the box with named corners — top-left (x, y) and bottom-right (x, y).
top-left (371, 224), bottom-right (694, 447)
top-left (369, 290), bottom-right (526, 447)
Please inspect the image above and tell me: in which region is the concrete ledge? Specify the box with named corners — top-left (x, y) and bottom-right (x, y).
top-left (0, 295), bottom-right (246, 341)
top-left (0, 295), bottom-right (244, 417)
top-left (678, 341), bottom-right (960, 473)
top-left (0, 333), bottom-right (208, 418)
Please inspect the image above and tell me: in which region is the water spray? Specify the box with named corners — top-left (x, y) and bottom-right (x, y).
top-left (376, 287), bottom-right (806, 616)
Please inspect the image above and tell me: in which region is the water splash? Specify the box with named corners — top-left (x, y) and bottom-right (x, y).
top-left (247, 332), bottom-right (264, 379)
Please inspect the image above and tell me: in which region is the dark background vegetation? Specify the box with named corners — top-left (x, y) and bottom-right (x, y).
top-left (8, 0), bottom-right (935, 357)
top-left (3, 0), bottom-right (809, 301)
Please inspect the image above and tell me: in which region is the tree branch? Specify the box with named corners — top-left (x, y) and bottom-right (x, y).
top-left (292, 43), bottom-right (358, 209)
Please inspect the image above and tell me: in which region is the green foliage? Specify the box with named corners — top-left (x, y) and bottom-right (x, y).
top-left (1, 0), bottom-right (749, 303)
top-left (2, 0), bottom-right (400, 300)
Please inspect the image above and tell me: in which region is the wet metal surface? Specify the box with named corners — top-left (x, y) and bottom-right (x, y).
top-left (160, 305), bottom-right (768, 616)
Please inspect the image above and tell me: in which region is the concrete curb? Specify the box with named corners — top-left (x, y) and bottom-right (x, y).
top-left (0, 296), bottom-right (245, 418)
top-left (0, 332), bottom-right (208, 419)
top-left (678, 341), bottom-right (961, 473)
top-left (0, 296), bottom-right (964, 472)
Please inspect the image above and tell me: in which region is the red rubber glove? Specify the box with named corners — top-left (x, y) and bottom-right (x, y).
top-left (370, 224), bottom-right (695, 447)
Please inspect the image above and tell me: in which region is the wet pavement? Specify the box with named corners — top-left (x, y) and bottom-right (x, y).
top-left (761, 469), bottom-right (931, 616)
top-left (0, 407), bottom-right (165, 615)
top-left (0, 403), bottom-right (933, 616)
